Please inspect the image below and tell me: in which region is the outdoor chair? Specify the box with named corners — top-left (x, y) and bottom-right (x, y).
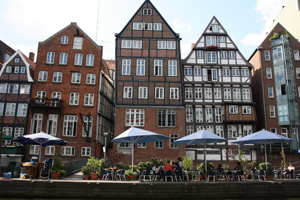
top-left (183, 170), bottom-right (189, 181)
top-left (103, 169), bottom-right (114, 180)
top-left (237, 170), bottom-right (245, 181)
top-left (41, 159), bottom-right (53, 179)
top-left (139, 170), bottom-right (151, 181)
top-left (175, 170), bottom-right (182, 182)
top-left (258, 170), bottom-right (266, 181)
top-left (207, 170), bottom-right (216, 182)
top-left (152, 170), bottom-right (160, 181)
top-left (219, 170), bottom-right (229, 181)
top-left (164, 170), bottom-right (174, 182)
top-left (116, 169), bottom-right (126, 181)
top-left (2, 161), bottom-right (17, 177)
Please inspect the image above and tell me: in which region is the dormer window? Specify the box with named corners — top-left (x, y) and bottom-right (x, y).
top-left (211, 24), bottom-right (219, 33)
top-left (14, 58), bottom-right (20, 63)
top-left (61, 35), bottom-right (69, 45)
top-left (143, 8), bottom-right (152, 15)
top-left (73, 37), bottom-right (83, 49)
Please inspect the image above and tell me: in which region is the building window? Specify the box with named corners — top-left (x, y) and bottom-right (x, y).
top-left (29, 145), bottom-right (39, 155)
top-left (30, 113), bottom-right (43, 134)
top-left (157, 41), bottom-right (166, 49)
top-left (38, 71), bottom-right (48, 82)
top-left (0, 103), bottom-right (4, 116)
top-left (278, 105), bottom-right (288, 122)
top-left (14, 57), bottom-right (20, 63)
top-left (122, 59), bottom-right (131, 75)
top-left (294, 50), bottom-right (300, 60)
top-left (197, 51), bottom-right (203, 58)
top-left (281, 128), bottom-right (288, 137)
top-left (133, 22), bottom-right (143, 30)
top-left (223, 68), bottom-right (230, 76)
top-left (232, 69), bottom-right (240, 76)
top-left (153, 23), bottom-right (162, 31)
top-left (215, 107), bottom-right (222, 123)
top-left (125, 109), bottom-right (144, 127)
top-left (194, 67), bottom-right (201, 76)
top-left (265, 50), bottom-right (270, 61)
top-left (273, 46), bottom-right (283, 64)
top-left (53, 72), bottom-right (63, 83)
top-left (74, 53), bottom-right (83, 66)
top-left (229, 51), bottom-right (235, 59)
top-left (206, 36), bottom-right (216, 46)
top-left (224, 88), bottom-right (231, 100)
top-left (214, 88), bottom-right (222, 99)
top-left (73, 37), bottom-right (83, 50)
top-left (221, 51), bottom-right (227, 59)
top-left (195, 107), bottom-right (203, 123)
top-left (158, 110), bottom-right (176, 127)
top-left (186, 107), bottom-right (193, 123)
top-left (168, 60), bottom-right (177, 76)
top-left (81, 147), bottom-right (91, 156)
top-left (269, 106), bottom-right (275, 118)
top-left (242, 88), bottom-right (250, 100)
top-left (123, 87), bottom-right (133, 98)
top-left (20, 66), bottom-right (26, 73)
top-left (82, 116), bottom-right (93, 137)
top-left (170, 87), bottom-right (179, 99)
top-left (3, 127), bottom-right (13, 137)
top-left (241, 69), bottom-right (249, 76)
top-left (36, 91), bottom-right (46, 103)
top-left (14, 66), bottom-right (19, 73)
top-left (86, 74), bottom-right (96, 85)
top-left (186, 126), bottom-right (194, 135)
top-left (233, 88), bottom-right (241, 100)
top-left (185, 88), bottom-right (193, 99)
top-left (154, 60), bottom-right (163, 76)
top-left (132, 40), bottom-right (142, 49)
top-left (14, 127), bottom-right (24, 137)
top-left (296, 68), bottom-right (300, 79)
top-left (46, 52), bottom-right (55, 64)
top-left (138, 87), bottom-right (148, 99)
top-left (45, 146), bottom-right (55, 156)
top-left (155, 141), bottom-right (164, 149)
top-left (216, 125), bottom-right (224, 137)
top-left (266, 68), bottom-right (272, 79)
top-left (6, 66), bottom-right (12, 73)
top-left (184, 67), bottom-right (192, 76)
top-left (69, 93), bottom-right (79, 105)
top-left (17, 103), bottom-right (28, 117)
top-left (243, 125), bottom-right (252, 136)
top-left (61, 146), bottom-right (76, 156)
top-left (228, 125), bottom-right (238, 139)
top-left (170, 134), bottom-right (179, 149)
top-left (59, 52), bottom-right (68, 65)
top-left (61, 35), bottom-right (68, 45)
top-left (195, 88), bottom-right (202, 99)
top-left (8, 84), bottom-right (19, 94)
top-left (71, 73), bottom-right (81, 84)
top-left (121, 40), bottom-right (132, 48)
top-left (137, 143), bottom-right (147, 149)
top-left (229, 105), bottom-right (238, 114)
top-left (204, 88), bottom-right (212, 99)
top-left (220, 36), bottom-right (225, 43)
top-left (0, 84), bottom-right (7, 93)
top-left (206, 52), bottom-right (217, 63)
top-left (5, 103), bottom-right (16, 116)
top-left (155, 87), bottom-right (164, 99)
top-left (167, 41), bottom-right (176, 49)
top-left (63, 115), bottom-right (78, 136)
top-left (144, 23), bottom-right (152, 30)
top-left (205, 107), bottom-right (213, 123)
top-left (268, 87), bottom-right (274, 98)
top-left (86, 54), bottom-right (94, 66)
top-left (119, 143), bottom-right (131, 148)
top-left (143, 8), bottom-right (152, 15)
top-left (136, 59), bottom-right (145, 76)
top-left (47, 114), bottom-right (58, 136)
top-left (242, 106), bottom-right (251, 114)
top-left (84, 93), bottom-right (94, 106)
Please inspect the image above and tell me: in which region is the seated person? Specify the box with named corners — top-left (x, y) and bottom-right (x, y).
top-left (163, 160), bottom-right (175, 178)
top-left (217, 164), bottom-right (224, 174)
top-left (287, 163), bottom-right (295, 178)
top-left (174, 162), bottom-right (182, 179)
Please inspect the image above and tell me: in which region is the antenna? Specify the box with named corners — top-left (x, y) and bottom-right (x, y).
top-left (95, 0), bottom-right (101, 43)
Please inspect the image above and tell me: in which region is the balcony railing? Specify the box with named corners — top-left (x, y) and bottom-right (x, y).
top-left (1, 146), bottom-right (24, 154)
top-left (29, 98), bottom-right (64, 108)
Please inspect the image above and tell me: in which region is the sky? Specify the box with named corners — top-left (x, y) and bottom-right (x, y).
top-left (0, 0), bottom-right (288, 61)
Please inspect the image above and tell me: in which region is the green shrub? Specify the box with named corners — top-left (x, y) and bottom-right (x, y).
top-left (182, 156), bottom-right (193, 171)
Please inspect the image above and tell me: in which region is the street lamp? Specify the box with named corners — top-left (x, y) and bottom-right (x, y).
top-left (103, 132), bottom-right (109, 162)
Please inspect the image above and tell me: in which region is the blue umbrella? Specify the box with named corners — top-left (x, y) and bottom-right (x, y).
top-left (112, 127), bottom-right (169, 171)
top-left (14, 131), bottom-right (68, 161)
top-left (173, 130), bottom-right (226, 173)
top-left (231, 129), bottom-right (293, 170)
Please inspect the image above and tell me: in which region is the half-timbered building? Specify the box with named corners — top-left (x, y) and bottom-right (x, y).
top-left (182, 17), bottom-right (257, 164)
top-left (115, 0), bottom-right (185, 163)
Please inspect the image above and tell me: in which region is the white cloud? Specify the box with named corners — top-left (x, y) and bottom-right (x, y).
top-left (240, 0), bottom-right (288, 47)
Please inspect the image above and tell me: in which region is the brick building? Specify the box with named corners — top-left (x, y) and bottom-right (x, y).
top-left (0, 49), bottom-right (35, 164)
top-left (182, 17), bottom-right (257, 164)
top-left (115, 0), bottom-right (185, 163)
top-left (27, 22), bottom-right (114, 162)
top-left (250, 23), bottom-right (300, 164)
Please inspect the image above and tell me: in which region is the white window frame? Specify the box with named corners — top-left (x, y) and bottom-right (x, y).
top-left (46, 52), bottom-right (55, 64)
top-left (132, 40), bottom-right (142, 49)
top-left (20, 66), bottom-right (26, 73)
top-left (224, 88), bottom-right (231, 100)
top-left (214, 88), bottom-right (222, 99)
top-left (206, 52), bottom-right (217, 63)
top-left (14, 127), bottom-right (24, 137)
top-left (8, 84), bottom-right (19, 94)
top-left (74, 53), bottom-right (83, 66)
top-left (232, 69), bottom-right (240, 76)
top-left (5, 103), bottom-right (16, 116)
top-left (194, 67), bottom-right (201, 76)
top-left (265, 50), bottom-right (270, 61)
top-left (136, 59), bottom-right (145, 76)
top-left (143, 8), bottom-right (152, 15)
top-left (125, 109), bottom-right (144, 127)
top-left (204, 88), bottom-right (212, 99)
top-left (228, 125), bottom-right (238, 139)
top-left (155, 87), bottom-right (164, 99)
top-left (170, 87), bottom-right (179, 100)
top-left (6, 66), bottom-right (12, 73)
top-left (61, 146), bottom-right (76, 156)
top-left (266, 68), bottom-right (272, 79)
top-left (242, 106), bottom-right (251, 114)
top-left (138, 87), bottom-right (148, 99)
top-left (229, 51), bottom-right (235, 59)
top-left (30, 113), bottom-right (43, 134)
top-left (186, 107), bottom-right (193, 123)
top-left (157, 41), bottom-right (166, 49)
top-left (168, 60), bottom-right (177, 76)
top-left (86, 74), bottom-right (96, 85)
top-left (123, 87), bottom-right (133, 98)
top-left (29, 145), bottom-right (39, 155)
top-left (153, 23), bottom-right (162, 31)
top-left (167, 41), bottom-right (176, 49)
top-left (185, 88), bottom-right (193, 99)
top-left (241, 69), bottom-right (249, 77)
top-left (84, 93), bottom-right (94, 106)
top-left (170, 134), bottom-right (179, 149)
top-left (59, 52), bottom-right (68, 65)
top-left (69, 92), bottom-right (79, 105)
top-left (294, 50), bottom-right (299, 60)
top-left (82, 116), bottom-right (93, 137)
top-left (61, 35), bottom-right (68, 45)
top-left (81, 147), bottom-right (91, 156)
top-left (221, 51), bottom-right (227, 59)
top-left (269, 106), bottom-right (276, 118)
top-left (197, 51), bottom-right (203, 58)
top-left (154, 60), bottom-right (163, 76)
top-left (233, 88), bottom-right (241, 100)
top-left (0, 103), bottom-right (4, 116)
top-left (158, 110), bottom-right (176, 127)
top-left (206, 36), bottom-right (216, 46)
top-left (71, 73), bottom-right (81, 84)
top-left (133, 22), bottom-right (143, 30)
top-left (121, 40), bottom-right (132, 48)
top-left (195, 88), bottom-right (202, 99)
top-left (86, 54), bottom-right (94, 66)
top-left (195, 107), bottom-right (203, 123)
top-left (38, 71), bottom-right (48, 82)
top-left (45, 146), bottom-right (55, 156)
top-left (3, 127), bottom-right (13, 136)
top-left (17, 103), bottom-right (28, 117)
top-left (63, 115), bottom-right (78, 136)
top-left (242, 88), bottom-right (250, 100)
top-left (229, 105), bottom-right (238, 114)
top-left (53, 72), bottom-right (63, 83)
top-left (243, 125), bottom-right (253, 137)
top-left (205, 107), bottom-right (213, 123)
top-left (0, 84), bottom-right (7, 93)
top-left (122, 59), bottom-right (131, 75)
top-left (47, 114), bottom-right (58, 136)
top-left (268, 87), bottom-right (274, 98)
top-left (184, 67), bottom-right (192, 76)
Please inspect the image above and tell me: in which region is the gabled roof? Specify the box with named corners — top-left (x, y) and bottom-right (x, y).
top-left (0, 40), bottom-right (16, 65)
top-left (116, 0), bottom-right (179, 38)
top-left (183, 16), bottom-right (252, 67)
top-left (0, 49), bottom-right (35, 82)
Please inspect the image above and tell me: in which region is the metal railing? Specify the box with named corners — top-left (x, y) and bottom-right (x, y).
top-left (63, 158), bottom-right (88, 176)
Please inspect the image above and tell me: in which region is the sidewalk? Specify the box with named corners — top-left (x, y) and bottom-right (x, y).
top-left (62, 171), bottom-right (83, 180)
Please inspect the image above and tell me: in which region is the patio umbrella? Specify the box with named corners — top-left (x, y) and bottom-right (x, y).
top-left (173, 130), bottom-right (226, 173)
top-left (231, 129), bottom-right (293, 170)
top-left (112, 127), bottom-right (169, 171)
top-left (14, 131), bottom-right (68, 161)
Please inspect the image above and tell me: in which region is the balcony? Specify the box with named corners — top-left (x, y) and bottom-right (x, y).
top-left (1, 146), bottom-right (24, 155)
top-left (29, 98), bottom-right (64, 109)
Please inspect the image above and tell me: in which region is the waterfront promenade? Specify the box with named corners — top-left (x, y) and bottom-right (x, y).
top-left (1, 172), bottom-right (300, 200)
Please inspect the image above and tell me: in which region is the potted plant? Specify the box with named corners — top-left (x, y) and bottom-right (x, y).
top-left (51, 153), bottom-right (66, 179)
top-left (87, 157), bottom-right (100, 180)
top-left (197, 162), bottom-right (215, 177)
top-left (82, 166), bottom-right (90, 180)
top-left (259, 162), bottom-right (274, 180)
top-left (125, 170), bottom-right (138, 180)
top-left (182, 156), bottom-right (194, 180)
top-left (97, 159), bottom-right (106, 179)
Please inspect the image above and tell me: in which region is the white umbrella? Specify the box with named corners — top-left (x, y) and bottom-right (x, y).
top-left (173, 130), bottom-right (226, 173)
top-left (112, 127), bottom-right (169, 171)
top-left (14, 131), bottom-right (68, 161)
top-left (231, 129), bottom-right (293, 170)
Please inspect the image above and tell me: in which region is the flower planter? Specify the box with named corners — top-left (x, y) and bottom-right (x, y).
top-left (266, 175), bottom-right (274, 180)
top-left (127, 175), bottom-right (135, 180)
top-left (90, 173), bottom-right (98, 180)
top-left (51, 172), bottom-right (61, 179)
top-left (83, 176), bottom-right (90, 180)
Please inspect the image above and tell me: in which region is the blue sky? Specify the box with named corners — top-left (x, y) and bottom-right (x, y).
top-left (0, 0), bottom-right (288, 60)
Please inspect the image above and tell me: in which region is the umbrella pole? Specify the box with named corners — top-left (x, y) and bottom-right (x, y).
top-left (39, 144), bottom-right (42, 162)
top-left (204, 144), bottom-right (207, 174)
top-left (131, 141), bottom-right (134, 171)
top-left (265, 144), bottom-right (267, 171)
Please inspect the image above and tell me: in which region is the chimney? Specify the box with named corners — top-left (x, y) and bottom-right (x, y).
top-left (29, 52), bottom-right (35, 61)
top-left (191, 43), bottom-right (196, 49)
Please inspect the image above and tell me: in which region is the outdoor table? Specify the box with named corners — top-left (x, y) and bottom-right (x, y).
top-left (22, 163), bottom-right (44, 179)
